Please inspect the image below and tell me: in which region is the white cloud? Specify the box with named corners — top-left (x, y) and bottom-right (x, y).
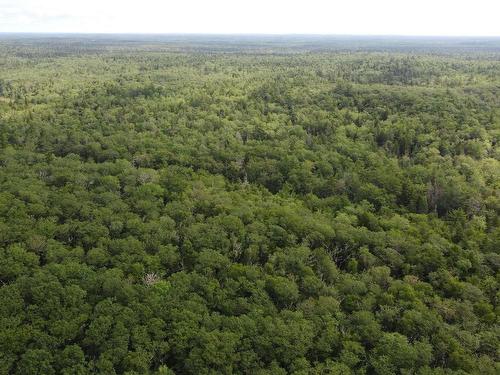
top-left (0, 0), bottom-right (499, 36)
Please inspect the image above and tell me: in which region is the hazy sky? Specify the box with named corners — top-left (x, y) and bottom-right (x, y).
top-left (1, 0), bottom-right (499, 36)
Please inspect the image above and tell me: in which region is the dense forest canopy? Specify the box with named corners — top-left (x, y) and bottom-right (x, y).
top-left (0, 35), bottom-right (499, 374)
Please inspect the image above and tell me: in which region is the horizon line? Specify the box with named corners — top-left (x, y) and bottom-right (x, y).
top-left (1, 32), bottom-right (500, 39)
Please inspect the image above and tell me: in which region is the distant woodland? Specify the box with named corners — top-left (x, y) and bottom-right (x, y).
top-left (0, 35), bottom-right (499, 374)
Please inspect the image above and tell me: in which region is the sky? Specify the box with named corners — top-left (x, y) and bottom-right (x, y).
top-left (0, 0), bottom-right (499, 36)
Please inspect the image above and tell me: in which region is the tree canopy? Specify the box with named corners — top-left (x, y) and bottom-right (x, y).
top-left (0, 35), bottom-right (499, 374)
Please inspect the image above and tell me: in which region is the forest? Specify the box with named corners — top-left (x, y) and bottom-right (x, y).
top-left (0, 35), bottom-right (499, 374)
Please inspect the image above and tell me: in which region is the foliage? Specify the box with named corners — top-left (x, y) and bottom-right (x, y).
top-left (0, 36), bottom-right (499, 374)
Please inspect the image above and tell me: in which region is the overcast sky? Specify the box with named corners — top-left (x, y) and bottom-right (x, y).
top-left (0, 0), bottom-right (499, 36)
